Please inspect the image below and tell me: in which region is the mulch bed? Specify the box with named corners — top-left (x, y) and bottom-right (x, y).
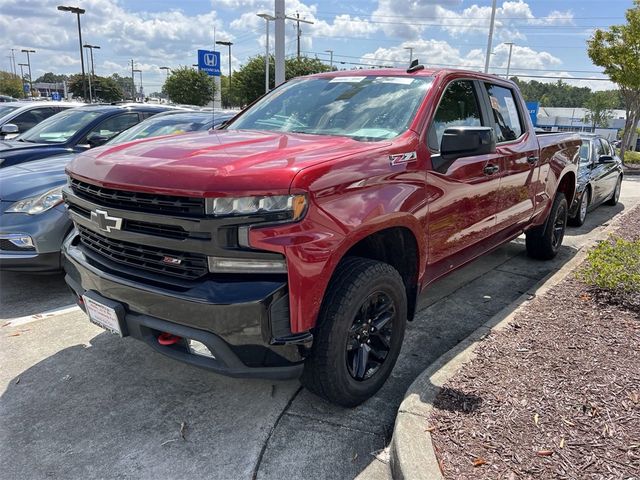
top-left (429, 207), bottom-right (640, 480)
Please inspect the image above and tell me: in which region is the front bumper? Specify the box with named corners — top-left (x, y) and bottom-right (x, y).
top-left (0, 203), bottom-right (71, 272)
top-left (62, 233), bottom-right (311, 380)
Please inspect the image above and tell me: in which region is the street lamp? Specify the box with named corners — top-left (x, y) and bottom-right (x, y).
top-left (83, 44), bottom-right (99, 102)
top-left (57, 5), bottom-right (87, 101)
top-left (504, 42), bottom-right (514, 78)
top-left (325, 49), bottom-right (334, 70)
top-left (133, 69), bottom-right (142, 102)
top-left (216, 40), bottom-right (233, 106)
top-left (159, 66), bottom-right (171, 77)
top-left (257, 13), bottom-right (275, 94)
top-left (21, 49), bottom-right (35, 97)
top-left (18, 63), bottom-right (28, 95)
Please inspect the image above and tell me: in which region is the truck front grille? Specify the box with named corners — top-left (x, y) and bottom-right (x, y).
top-left (77, 225), bottom-right (208, 280)
top-left (70, 178), bottom-right (205, 217)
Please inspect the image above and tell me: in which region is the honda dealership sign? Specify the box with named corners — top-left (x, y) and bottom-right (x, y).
top-left (197, 50), bottom-right (221, 76)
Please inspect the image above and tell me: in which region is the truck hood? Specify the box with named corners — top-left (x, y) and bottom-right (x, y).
top-left (0, 154), bottom-right (74, 201)
top-left (66, 129), bottom-right (389, 196)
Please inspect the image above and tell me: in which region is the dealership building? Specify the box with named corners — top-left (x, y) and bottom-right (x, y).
top-left (534, 107), bottom-right (626, 140)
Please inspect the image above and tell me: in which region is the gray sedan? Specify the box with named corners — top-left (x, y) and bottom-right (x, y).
top-left (0, 111), bottom-right (235, 272)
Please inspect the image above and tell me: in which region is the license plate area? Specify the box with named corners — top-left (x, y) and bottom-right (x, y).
top-left (82, 291), bottom-right (127, 336)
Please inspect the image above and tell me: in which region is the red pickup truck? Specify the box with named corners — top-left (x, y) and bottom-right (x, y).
top-left (62, 68), bottom-right (579, 406)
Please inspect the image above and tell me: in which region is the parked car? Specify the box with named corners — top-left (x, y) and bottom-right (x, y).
top-left (0, 95), bottom-right (18, 102)
top-left (0, 104), bottom-right (174, 169)
top-left (568, 135), bottom-right (624, 226)
top-left (0, 101), bottom-right (79, 140)
top-left (61, 68), bottom-right (580, 406)
top-left (0, 110), bottom-right (232, 272)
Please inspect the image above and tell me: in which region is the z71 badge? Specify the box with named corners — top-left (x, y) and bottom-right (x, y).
top-left (389, 151), bottom-right (417, 166)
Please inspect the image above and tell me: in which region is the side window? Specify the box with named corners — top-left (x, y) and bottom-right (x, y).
top-left (86, 113), bottom-right (140, 140)
top-left (484, 83), bottom-right (523, 142)
top-left (592, 139), bottom-right (605, 161)
top-left (428, 80), bottom-right (482, 151)
top-left (601, 139), bottom-right (612, 156)
top-left (141, 112), bottom-right (156, 120)
top-left (11, 107), bottom-right (56, 132)
top-left (579, 141), bottom-right (591, 166)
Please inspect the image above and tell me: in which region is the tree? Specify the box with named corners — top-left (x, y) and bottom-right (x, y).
top-left (68, 74), bottom-right (124, 102)
top-left (588, 0), bottom-right (640, 160)
top-left (0, 70), bottom-right (23, 98)
top-left (163, 67), bottom-right (215, 106)
top-left (231, 55), bottom-right (333, 106)
top-left (35, 72), bottom-right (68, 83)
top-left (110, 74), bottom-right (134, 100)
top-left (583, 91), bottom-right (616, 129)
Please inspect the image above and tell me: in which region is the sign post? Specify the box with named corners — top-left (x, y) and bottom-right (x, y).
top-left (526, 101), bottom-right (540, 127)
top-left (197, 49), bottom-right (221, 109)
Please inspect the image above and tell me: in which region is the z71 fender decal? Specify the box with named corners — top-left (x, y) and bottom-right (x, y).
top-left (389, 151), bottom-right (417, 166)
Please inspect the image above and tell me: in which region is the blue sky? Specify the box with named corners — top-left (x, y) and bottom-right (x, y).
top-left (1, 0), bottom-right (633, 93)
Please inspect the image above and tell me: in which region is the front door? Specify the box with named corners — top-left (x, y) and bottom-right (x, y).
top-left (426, 79), bottom-right (502, 278)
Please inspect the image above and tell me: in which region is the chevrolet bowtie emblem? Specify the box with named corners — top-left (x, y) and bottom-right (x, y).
top-left (90, 209), bottom-right (123, 233)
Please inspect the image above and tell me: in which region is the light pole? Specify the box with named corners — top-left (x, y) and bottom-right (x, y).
top-left (504, 42), bottom-right (514, 78)
top-left (83, 44), bottom-right (99, 102)
top-left (484, 0), bottom-right (497, 73)
top-left (216, 40), bottom-right (233, 106)
top-left (58, 5), bottom-right (87, 101)
top-left (257, 13), bottom-right (275, 94)
top-left (325, 49), bottom-right (334, 70)
top-left (404, 46), bottom-right (413, 64)
top-left (159, 66), bottom-right (170, 77)
top-left (133, 69), bottom-right (142, 102)
top-left (18, 63), bottom-right (28, 96)
top-left (21, 49), bottom-right (35, 97)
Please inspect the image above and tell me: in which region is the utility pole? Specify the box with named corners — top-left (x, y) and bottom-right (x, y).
top-left (404, 46), bottom-right (414, 64)
top-left (325, 49), bottom-right (333, 69)
top-left (57, 6), bottom-right (87, 101)
top-left (131, 59), bottom-right (136, 102)
top-left (274, 0), bottom-right (285, 86)
top-left (85, 48), bottom-right (92, 102)
top-left (484, 0), bottom-right (497, 73)
top-left (285, 12), bottom-right (313, 60)
top-left (18, 63), bottom-right (27, 96)
top-left (504, 42), bottom-right (514, 78)
top-left (83, 44), bottom-right (99, 102)
top-left (10, 48), bottom-right (17, 75)
top-left (257, 13), bottom-right (275, 94)
top-left (133, 69), bottom-right (142, 102)
top-left (21, 49), bottom-right (35, 97)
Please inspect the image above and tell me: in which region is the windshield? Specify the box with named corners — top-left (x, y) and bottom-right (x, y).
top-left (0, 105), bottom-right (19, 118)
top-left (19, 109), bottom-right (102, 144)
top-left (228, 75), bottom-right (433, 141)
top-left (108, 113), bottom-right (213, 145)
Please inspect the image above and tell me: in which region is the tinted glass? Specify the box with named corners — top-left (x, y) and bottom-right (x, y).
top-left (0, 105), bottom-right (19, 117)
top-left (19, 109), bottom-right (103, 143)
top-left (484, 83), bottom-right (523, 142)
top-left (579, 140), bottom-right (591, 166)
top-left (592, 138), bottom-right (606, 161)
top-left (429, 80), bottom-right (482, 151)
top-left (108, 113), bottom-right (212, 144)
top-left (85, 113), bottom-right (140, 141)
top-left (11, 107), bottom-right (56, 131)
top-left (229, 76), bottom-right (433, 141)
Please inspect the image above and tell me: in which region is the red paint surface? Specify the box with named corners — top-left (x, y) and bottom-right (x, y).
top-left (67, 68), bottom-right (580, 334)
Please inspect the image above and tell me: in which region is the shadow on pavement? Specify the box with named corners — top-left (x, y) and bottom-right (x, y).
top-left (0, 270), bottom-right (74, 319)
top-left (0, 328), bottom-right (299, 480)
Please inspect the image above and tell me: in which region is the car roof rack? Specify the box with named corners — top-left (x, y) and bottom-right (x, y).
top-left (407, 59), bottom-right (425, 73)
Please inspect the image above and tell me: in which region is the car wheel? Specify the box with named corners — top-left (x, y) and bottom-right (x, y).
top-left (301, 257), bottom-right (407, 407)
top-left (605, 175), bottom-right (622, 206)
top-left (568, 187), bottom-right (590, 227)
top-left (526, 192), bottom-right (568, 260)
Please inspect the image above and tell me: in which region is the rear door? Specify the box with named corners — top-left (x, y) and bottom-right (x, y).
top-left (426, 79), bottom-right (501, 271)
top-left (480, 82), bottom-right (539, 234)
top-left (590, 138), bottom-right (610, 204)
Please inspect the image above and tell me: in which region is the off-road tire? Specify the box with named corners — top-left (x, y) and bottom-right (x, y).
top-left (301, 257), bottom-right (407, 407)
top-left (526, 192), bottom-right (568, 260)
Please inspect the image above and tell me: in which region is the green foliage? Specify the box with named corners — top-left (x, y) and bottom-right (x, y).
top-left (624, 150), bottom-right (640, 164)
top-left (579, 236), bottom-right (640, 293)
top-left (110, 74), bottom-right (134, 100)
top-left (0, 70), bottom-right (24, 98)
top-left (583, 91), bottom-right (616, 128)
top-left (163, 67), bottom-right (215, 106)
top-left (230, 55), bottom-right (332, 106)
top-left (68, 74), bottom-right (124, 102)
top-left (511, 78), bottom-right (595, 108)
top-left (35, 72), bottom-right (68, 83)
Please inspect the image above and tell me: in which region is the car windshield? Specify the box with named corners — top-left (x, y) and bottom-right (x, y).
top-left (227, 75), bottom-right (433, 141)
top-left (18, 108), bottom-right (103, 144)
top-left (108, 113), bottom-right (213, 145)
top-left (0, 105), bottom-right (19, 118)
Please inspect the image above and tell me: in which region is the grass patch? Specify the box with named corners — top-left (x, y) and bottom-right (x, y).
top-left (579, 235), bottom-right (640, 294)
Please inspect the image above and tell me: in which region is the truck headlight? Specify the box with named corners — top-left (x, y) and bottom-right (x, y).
top-left (6, 186), bottom-right (64, 215)
top-left (207, 194), bottom-right (307, 220)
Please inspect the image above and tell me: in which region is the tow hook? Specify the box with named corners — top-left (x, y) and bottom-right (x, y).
top-left (158, 332), bottom-right (182, 346)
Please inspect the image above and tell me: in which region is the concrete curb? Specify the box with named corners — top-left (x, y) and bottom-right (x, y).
top-left (623, 168), bottom-right (640, 176)
top-left (389, 204), bottom-right (640, 480)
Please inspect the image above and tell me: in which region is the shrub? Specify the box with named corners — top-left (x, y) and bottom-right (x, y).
top-left (579, 235), bottom-right (640, 293)
top-left (625, 150), bottom-right (640, 164)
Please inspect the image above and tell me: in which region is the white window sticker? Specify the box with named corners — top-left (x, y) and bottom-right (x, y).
top-left (377, 77), bottom-right (414, 85)
top-left (329, 76), bottom-right (366, 83)
top-left (503, 96), bottom-right (520, 125)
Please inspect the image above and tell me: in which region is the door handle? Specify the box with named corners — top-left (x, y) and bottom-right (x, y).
top-left (527, 156), bottom-right (539, 164)
top-left (483, 164), bottom-right (499, 175)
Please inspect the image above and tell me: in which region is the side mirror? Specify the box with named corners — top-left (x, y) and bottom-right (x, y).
top-left (598, 155), bottom-right (615, 164)
top-left (86, 133), bottom-right (109, 148)
top-left (0, 123), bottom-right (19, 135)
top-left (440, 127), bottom-right (496, 160)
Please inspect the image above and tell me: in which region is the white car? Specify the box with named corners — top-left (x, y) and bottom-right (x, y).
top-left (0, 101), bottom-right (81, 140)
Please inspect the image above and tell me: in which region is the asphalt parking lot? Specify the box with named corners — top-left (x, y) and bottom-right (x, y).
top-left (1, 177), bottom-right (639, 480)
